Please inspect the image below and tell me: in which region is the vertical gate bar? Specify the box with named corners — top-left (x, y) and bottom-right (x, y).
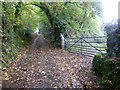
top-left (81, 37), bottom-right (82, 55)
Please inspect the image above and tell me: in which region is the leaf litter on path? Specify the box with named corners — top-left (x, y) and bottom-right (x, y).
top-left (2, 48), bottom-right (99, 89)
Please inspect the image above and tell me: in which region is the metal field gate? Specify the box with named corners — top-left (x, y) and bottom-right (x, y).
top-left (64, 36), bottom-right (107, 57)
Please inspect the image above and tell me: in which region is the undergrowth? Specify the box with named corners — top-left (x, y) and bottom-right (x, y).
top-left (92, 54), bottom-right (120, 89)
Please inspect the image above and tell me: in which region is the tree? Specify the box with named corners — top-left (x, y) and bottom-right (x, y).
top-left (105, 19), bottom-right (120, 58)
top-left (31, 2), bottom-right (103, 47)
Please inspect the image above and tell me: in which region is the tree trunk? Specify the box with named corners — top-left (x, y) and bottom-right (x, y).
top-left (14, 2), bottom-right (23, 32)
top-left (34, 2), bottom-right (61, 47)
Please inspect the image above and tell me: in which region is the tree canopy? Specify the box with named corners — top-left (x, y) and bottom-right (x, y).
top-left (1, 1), bottom-right (103, 67)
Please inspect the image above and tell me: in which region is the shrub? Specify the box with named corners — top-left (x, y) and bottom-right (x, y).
top-left (92, 54), bottom-right (120, 88)
top-left (2, 29), bottom-right (31, 69)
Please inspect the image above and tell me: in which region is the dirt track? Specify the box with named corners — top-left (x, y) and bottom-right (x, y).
top-left (2, 48), bottom-right (99, 89)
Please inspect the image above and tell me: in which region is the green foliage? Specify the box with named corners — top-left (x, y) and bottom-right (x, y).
top-left (17, 28), bottom-right (32, 44)
top-left (2, 2), bottom-right (34, 69)
top-left (52, 2), bottom-right (104, 37)
top-left (32, 2), bottom-right (103, 47)
top-left (1, 1), bottom-right (104, 68)
top-left (105, 19), bottom-right (120, 58)
top-left (92, 54), bottom-right (120, 88)
top-left (93, 54), bottom-right (112, 76)
top-left (2, 30), bottom-right (27, 68)
top-left (92, 19), bottom-right (120, 89)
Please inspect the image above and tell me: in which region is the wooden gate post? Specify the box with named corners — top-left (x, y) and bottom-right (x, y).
top-left (60, 33), bottom-right (65, 49)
